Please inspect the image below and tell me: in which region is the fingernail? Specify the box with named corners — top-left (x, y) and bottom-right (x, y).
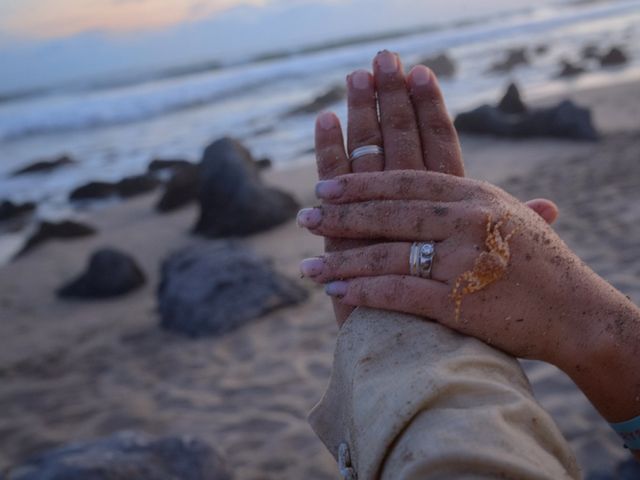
top-left (325, 281), bottom-right (348, 297)
top-left (410, 66), bottom-right (432, 87)
top-left (300, 257), bottom-right (324, 277)
top-left (317, 111), bottom-right (336, 130)
top-left (376, 51), bottom-right (398, 74)
top-left (315, 180), bottom-right (344, 199)
top-left (297, 207), bottom-right (322, 228)
top-left (351, 70), bottom-right (370, 89)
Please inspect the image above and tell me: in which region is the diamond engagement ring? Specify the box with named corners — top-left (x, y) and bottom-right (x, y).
top-left (349, 145), bottom-right (384, 163)
top-left (409, 242), bottom-right (436, 279)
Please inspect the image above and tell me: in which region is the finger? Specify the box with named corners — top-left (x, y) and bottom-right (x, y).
top-left (315, 111), bottom-right (349, 180)
top-left (407, 66), bottom-right (464, 176)
top-left (314, 170), bottom-right (477, 204)
top-left (347, 70), bottom-right (384, 172)
top-left (525, 198), bottom-right (559, 225)
top-left (297, 201), bottom-right (461, 241)
top-left (324, 276), bottom-right (452, 319)
top-left (373, 51), bottom-right (424, 170)
top-left (300, 240), bottom-right (476, 284)
top-left (314, 111), bottom-right (358, 323)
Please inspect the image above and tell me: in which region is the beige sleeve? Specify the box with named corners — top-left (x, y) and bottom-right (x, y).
top-left (309, 308), bottom-right (581, 480)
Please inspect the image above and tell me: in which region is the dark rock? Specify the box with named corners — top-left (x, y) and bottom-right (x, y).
top-left (11, 155), bottom-right (75, 177)
top-left (57, 248), bottom-right (145, 299)
top-left (489, 48), bottom-right (529, 73)
top-left (418, 52), bottom-right (456, 78)
top-left (534, 44), bottom-right (549, 55)
top-left (194, 137), bottom-right (298, 237)
top-left (158, 242), bottom-right (308, 337)
top-left (2, 431), bottom-right (232, 480)
top-left (286, 85), bottom-right (345, 116)
top-left (147, 158), bottom-right (193, 173)
top-left (70, 174), bottom-right (159, 201)
top-left (0, 200), bottom-right (35, 222)
top-left (454, 100), bottom-right (598, 141)
top-left (557, 59), bottom-right (587, 78)
top-left (156, 164), bottom-right (199, 212)
top-left (497, 83), bottom-right (527, 114)
top-left (115, 173), bottom-right (160, 198)
top-left (69, 181), bottom-right (118, 201)
top-left (17, 220), bottom-right (96, 257)
top-left (582, 44), bottom-right (600, 60)
top-left (599, 46), bottom-right (629, 67)
top-left (255, 157), bottom-right (272, 170)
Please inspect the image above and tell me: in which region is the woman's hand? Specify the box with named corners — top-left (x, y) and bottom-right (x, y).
top-left (298, 170), bottom-right (637, 377)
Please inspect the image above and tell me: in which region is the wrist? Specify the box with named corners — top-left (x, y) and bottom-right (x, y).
top-left (555, 280), bottom-right (640, 422)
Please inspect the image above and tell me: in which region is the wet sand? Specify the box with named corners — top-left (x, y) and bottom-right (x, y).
top-left (1, 78), bottom-right (639, 478)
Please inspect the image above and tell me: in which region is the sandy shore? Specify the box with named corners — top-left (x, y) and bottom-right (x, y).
top-left (1, 78), bottom-right (639, 479)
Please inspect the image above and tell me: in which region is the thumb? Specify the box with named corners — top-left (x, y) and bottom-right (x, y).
top-left (525, 198), bottom-right (559, 225)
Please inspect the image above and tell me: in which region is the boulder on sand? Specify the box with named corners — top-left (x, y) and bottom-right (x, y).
top-left (57, 248), bottom-right (146, 299)
top-left (418, 52), bottom-right (456, 78)
top-left (158, 242), bottom-right (308, 337)
top-left (489, 47), bottom-right (529, 73)
top-left (156, 163), bottom-right (199, 212)
top-left (285, 85), bottom-right (345, 116)
top-left (455, 83), bottom-right (598, 141)
top-left (557, 59), bottom-right (586, 78)
top-left (194, 137), bottom-right (298, 237)
top-left (2, 431), bottom-right (232, 480)
top-left (0, 200), bottom-right (35, 222)
top-left (69, 174), bottom-right (160, 201)
top-left (497, 83), bottom-right (527, 114)
top-left (17, 220), bottom-right (96, 257)
top-left (147, 158), bottom-right (194, 173)
top-left (11, 155), bottom-right (75, 177)
top-left (599, 46), bottom-right (628, 67)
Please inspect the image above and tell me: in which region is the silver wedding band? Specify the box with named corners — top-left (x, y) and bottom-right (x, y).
top-left (349, 145), bottom-right (384, 163)
top-left (409, 242), bottom-right (436, 279)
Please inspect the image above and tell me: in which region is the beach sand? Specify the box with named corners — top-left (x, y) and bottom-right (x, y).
top-left (1, 78), bottom-right (639, 479)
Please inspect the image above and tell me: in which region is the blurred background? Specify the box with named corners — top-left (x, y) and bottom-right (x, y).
top-left (1, 0), bottom-right (639, 230)
top-left (1, 1), bottom-right (640, 479)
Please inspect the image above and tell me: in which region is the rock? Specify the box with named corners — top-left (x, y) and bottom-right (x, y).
top-left (57, 248), bottom-right (145, 299)
top-left (286, 85), bottom-right (345, 116)
top-left (255, 157), bottom-right (272, 170)
top-left (0, 200), bottom-right (35, 222)
top-left (2, 431), bottom-right (232, 480)
top-left (70, 174), bottom-right (159, 201)
top-left (158, 242), bottom-right (308, 337)
top-left (11, 155), bottom-right (75, 176)
top-left (599, 46), bottom-right (628, 67)
top-left (69, 181), bottom-right (118, 201)
top-left (156, 164), bottom-right (199, 212)
top-left (194, 137), bottom-right (298, 237)
top-left (557, 59), bottom-right (587, 78)
top-left (489, 48), bottom-right (529, 73)
top-left (581, 44), bottom-right (599, 60)
top-left (454, 100), bottom-right (598, 141)
top-left (534, 44), bottom-right (549, 55)
top-left (418, 52), bottom-right (456, 78)
top-left (497, 83), bottom-right (527, 114)
top-left (147, 158), bottom-right (193, 173)
top-left (17, 220), bottom-right (96, 257)
top-left (115, 173), bottom-right (160, 198)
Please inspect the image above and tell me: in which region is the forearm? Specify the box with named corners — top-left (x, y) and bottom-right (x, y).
top-left (310, 308), bottom-right (580, 479)
top-left (554, 276), bottom-right (640, 448)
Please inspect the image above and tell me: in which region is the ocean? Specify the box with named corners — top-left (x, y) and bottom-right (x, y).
top-left (0, 0), bottom-right (639, 220)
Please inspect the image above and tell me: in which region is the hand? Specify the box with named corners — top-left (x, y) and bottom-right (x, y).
top-left (298, 170), bottom-right (634, 372)
top-left (313, 51), bottom-right (556, 326)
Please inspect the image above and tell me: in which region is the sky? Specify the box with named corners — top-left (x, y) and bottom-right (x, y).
top-left (0, 0), bottom-right (565, 93)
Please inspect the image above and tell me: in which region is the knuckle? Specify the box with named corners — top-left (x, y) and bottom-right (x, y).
top-left (350, 130), bottom-right (382, 148)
